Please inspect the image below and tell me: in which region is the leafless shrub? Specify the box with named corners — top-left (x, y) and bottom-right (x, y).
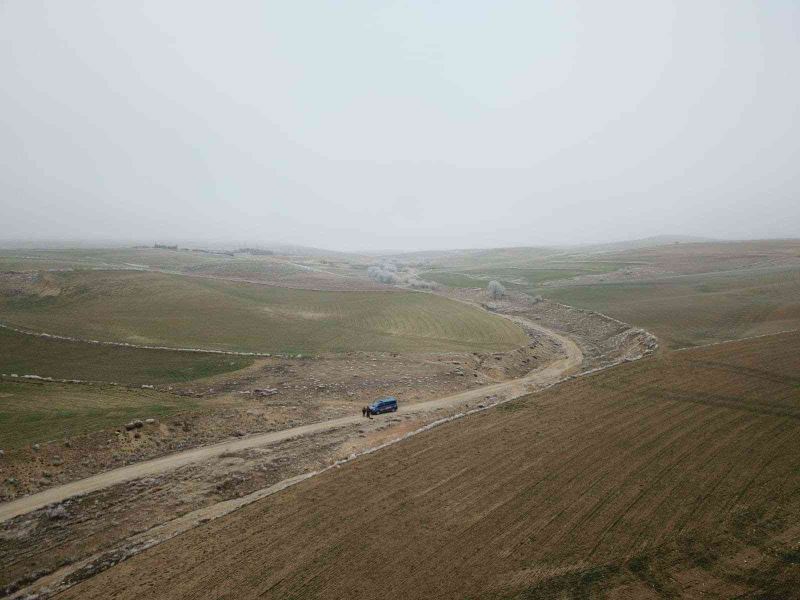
top-left (408, 278), bottom-right (437, 290)
top-left (367, 265), bottom-right (399, 284)
top-left (46, 504), bottom-right (69, 520)
top-left (487, 280), bottom-right (506, 299)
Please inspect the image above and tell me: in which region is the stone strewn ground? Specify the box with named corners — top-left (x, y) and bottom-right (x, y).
top-left (442, 288), bottom-right (658, 371)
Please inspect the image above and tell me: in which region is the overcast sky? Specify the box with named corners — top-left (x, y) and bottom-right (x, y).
top-left (1, 1), bottom-right (798, 251)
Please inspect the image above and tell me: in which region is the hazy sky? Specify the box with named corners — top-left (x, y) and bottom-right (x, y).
top-left (1, 1), bottom-right (799, 251)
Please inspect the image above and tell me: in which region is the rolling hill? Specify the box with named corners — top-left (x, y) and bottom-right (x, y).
top-left (0, 270), bottom-right (527, 354)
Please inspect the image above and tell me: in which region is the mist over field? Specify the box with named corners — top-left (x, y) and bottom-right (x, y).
top-left (2, 1), bottom-right (799, 251)
top-left (2, 5), bottom-right (800, 597)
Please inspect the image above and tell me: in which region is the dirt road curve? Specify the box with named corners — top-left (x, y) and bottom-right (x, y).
top-left (0, 319), bottom-right (582, 524)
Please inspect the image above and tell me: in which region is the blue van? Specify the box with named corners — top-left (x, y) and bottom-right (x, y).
top-left (368, 397), bottom-right (398, 415)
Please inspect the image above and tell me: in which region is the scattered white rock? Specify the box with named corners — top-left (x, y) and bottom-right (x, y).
top-left (46, 504), bottom-right (69, 520)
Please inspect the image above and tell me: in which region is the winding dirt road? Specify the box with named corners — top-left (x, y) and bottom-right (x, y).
top-left (0, 319), bottom-right (582, 524)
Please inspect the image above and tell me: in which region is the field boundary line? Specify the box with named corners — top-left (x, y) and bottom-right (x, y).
top-left (541, 261), bottom-right (800, 288)
top-left (673, 328), bottom-right (800, 352)
top-left (0, 322), bottom-right (278, 358)
top-left (1, 372), bottom-right (130, 387)
top-left (545, 299), bottom-right (661, 341)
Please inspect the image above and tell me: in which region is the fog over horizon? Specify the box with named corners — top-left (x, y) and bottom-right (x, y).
top-left (2, 1), bottom-right (799, 252)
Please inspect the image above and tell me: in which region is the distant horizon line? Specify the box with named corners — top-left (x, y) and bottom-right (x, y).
top-left (2, 234), bottom-right (800, 256)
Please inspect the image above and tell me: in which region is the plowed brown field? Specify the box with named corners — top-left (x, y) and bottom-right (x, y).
top-left (60, 332), bottom-right (800, 599)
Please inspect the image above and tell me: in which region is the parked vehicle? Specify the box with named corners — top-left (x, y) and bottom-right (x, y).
top-left (368, 396), bottom-right (398, 415)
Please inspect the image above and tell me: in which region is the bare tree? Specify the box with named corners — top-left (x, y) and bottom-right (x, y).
top-left (487, 280), bottom-right (506, 299)
top-left (408, 278), bottom-right (437, 290)
top-left (367, 265), bottom-right (399, 284)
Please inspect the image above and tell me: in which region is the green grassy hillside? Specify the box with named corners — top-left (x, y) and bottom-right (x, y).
top-left (0, 270), bottom-right (527, 354)
top-left (0, 327), bottom-right (253, 384)
top-left (420, 265), bottom-right (617, 291)
top-left (0, 247), bottom-right (229, 272)
top-left (542, 267), bottom-right (800, 348)
top-left (0, 380), bottom-right (199, 448)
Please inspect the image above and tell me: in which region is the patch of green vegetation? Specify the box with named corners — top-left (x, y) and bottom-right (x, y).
top-left (515, 563), bottom-right (622, 598)
top-left (0, 247), bottom-right (231, 272)
top-left (418, 271), bottom-right (491, 288)
top-left (678, 537), bottom-right (721, 570)
top-left (185, 259), bottom-right (302, 279)
top-left (424, 246), bottom-right (562, 270)
top-left (0, 327), bottom-right (253, 384)
top-left (463, 267), bottom-right (587, 286)
top-left (0, 257), bottom-right (92, 271)
top-left (495, 399), bottom-right (527, 412)
top-left (0, 270), bottom-right (527, 354)
top-left (0, 380), bottom-right (200, 448)
top-left (780, 549), bottom-right (800, 564)
top-left (542, 267), bottom-right (800, 348)
top-left (626, 555), bottom-right (672, 596)
top-left (419, 265), bottom-right (611, 290)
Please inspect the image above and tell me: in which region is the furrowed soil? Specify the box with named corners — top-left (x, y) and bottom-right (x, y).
top-left (58, 331), bottom-right (800, 599)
